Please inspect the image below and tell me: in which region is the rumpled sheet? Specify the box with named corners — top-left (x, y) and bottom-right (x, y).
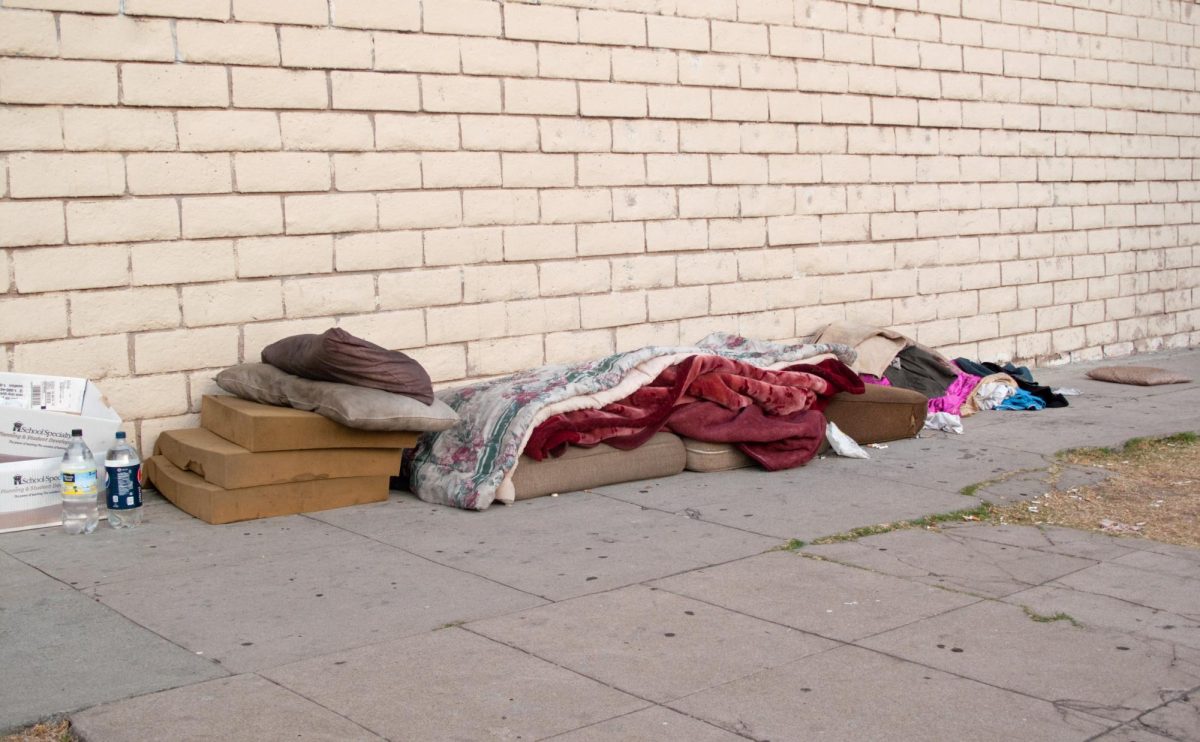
top-left (527, 357), bottom-right (863, 471)
top-left (407, 334), bottom-right (856, 510)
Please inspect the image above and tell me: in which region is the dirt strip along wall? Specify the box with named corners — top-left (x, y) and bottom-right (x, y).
top-left (0, 0), bottom-right (1197, 453)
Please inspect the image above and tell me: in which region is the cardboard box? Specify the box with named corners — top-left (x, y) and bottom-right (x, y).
top-left (201, 395), bottom-right (419, 452)
top-left (0, 373), bottom-right (122, 534)
top-left (155, 428), bottom-right (404, 489)
top-left (146, 455), bottom-right (389, 525)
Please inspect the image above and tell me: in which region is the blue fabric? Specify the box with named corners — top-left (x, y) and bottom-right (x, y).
top-left (997, 389), bottom-right (1046, 411)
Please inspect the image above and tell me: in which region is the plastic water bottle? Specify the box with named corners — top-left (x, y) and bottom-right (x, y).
top-left (61, 428), bottom-right (99, 535)
top-left (104, 431), bottom-right (143, 528)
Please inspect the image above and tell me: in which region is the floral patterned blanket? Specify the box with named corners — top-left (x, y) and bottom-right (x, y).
top-left (407, 333), bottom-right (856, 510)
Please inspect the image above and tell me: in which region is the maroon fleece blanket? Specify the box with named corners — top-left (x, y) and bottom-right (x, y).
top-left (525, 356), bottom-right (863, 471)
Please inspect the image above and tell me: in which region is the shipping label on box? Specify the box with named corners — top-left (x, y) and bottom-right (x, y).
top-left (0, 373), bottom-right (122, 534)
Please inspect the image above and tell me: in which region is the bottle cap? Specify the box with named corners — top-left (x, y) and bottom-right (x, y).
top-left (71, 428), bottom-right (83, 436)
top-left (115, 431), bottom-right (127, 439)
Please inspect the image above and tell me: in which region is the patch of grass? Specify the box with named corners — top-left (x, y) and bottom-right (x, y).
top-left (779, 538), bottom-right (806, 551)
top-left (809, 503), bottom-right (995, 545)
top-left (1022, 605), bottom-right (1082, 628)
top-left (2, 719), bottom-right (73, 742)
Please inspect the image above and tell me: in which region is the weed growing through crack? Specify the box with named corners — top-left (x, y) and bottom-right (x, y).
top-left (1022, 605), bottom-right (1082, 627)
top-left (804, 503), bottom-right (995, 546)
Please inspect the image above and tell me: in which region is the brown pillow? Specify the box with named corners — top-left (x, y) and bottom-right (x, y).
top-left (215, 363), bottom-right (458, 432)
top-left (1086, 366), bottom-right (1191, 386)
top-left (262, 327), bottom-right (433, 404)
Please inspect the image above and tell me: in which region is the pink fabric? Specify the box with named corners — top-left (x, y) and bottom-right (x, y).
top-left (860, 374), bottom-right (891, 386)
top-left (927, 372), bottom-right (983, 415)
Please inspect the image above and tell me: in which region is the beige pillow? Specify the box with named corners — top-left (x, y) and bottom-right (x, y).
top-left (1086, 366), bottom-right (1191, 386)
top-left (216, 363), bottom-right (458, 432)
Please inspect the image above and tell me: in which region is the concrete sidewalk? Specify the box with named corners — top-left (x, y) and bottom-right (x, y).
top-left (2, 350), bottom-right (1199, 742)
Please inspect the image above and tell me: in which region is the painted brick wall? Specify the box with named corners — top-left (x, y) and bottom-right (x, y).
top-left (0, 0), bottom-right (1198, 453)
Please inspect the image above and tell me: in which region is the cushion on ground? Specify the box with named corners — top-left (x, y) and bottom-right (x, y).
top-left (511, 432), bottom-right (686, 500)
top-left (1086, 366), bottom-right (1192, 386)
top-left (683, 384), bottom-right (927, 473)
top-left (215, 363), bottom-right (458, 432)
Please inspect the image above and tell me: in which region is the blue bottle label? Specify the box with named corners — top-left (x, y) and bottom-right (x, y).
top-left (105, 464), bottom-right (142, 510)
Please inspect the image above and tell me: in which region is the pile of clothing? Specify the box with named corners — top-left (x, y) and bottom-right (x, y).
top-left (812, 322), bottom-right (1068, 434)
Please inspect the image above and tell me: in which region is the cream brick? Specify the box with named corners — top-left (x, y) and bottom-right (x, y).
top-left (540, 118), bottom-right (611, 153)
top-left (458, 115), bottom-right (537, 153)
top-left (337, 309), bottom-right (425, 350)
top-left (181, 195), bottom-right (281, 239)
top-left (678, 251), bottom-right (737, 285)
top-left (506, 3), bottom-right (576, 42)
top-left (647, 154), bottom-right (708, 185)
top-left (283, 274), bottom-right (375, 317)
top-left (424, 226), bottom-right (503, 266)
top-left (680, 186), bottom-right (739, 218)
top-left (0, 295), bottom-right (67, 342)
top-left (426, 302), bottom-right (506, 344)
top-left (578, 82), bottom-right (646, 119)
top-left (506, 297), bottom-right (580, 336)
top-left (121, 63), bottom-right (228, 108)
top-left (539, 43), bottom-right (609, 81)
top-left (175, 19), bottom-right (276, 65)
top-left (613, 187), bottom-right (676, 221)
top-left (768, 154), bottom-right (821, 183)
top-left (504, 79), bottom-right (578, 115)
top-left (70, 286), bottom-right (181, 335)
top-left (459, 38), bottom-right (536, 77)
top-left (680, 122), bottom-right (740, 153)
top-left (611, 255), bottom-right (674, 291)
top-left (711, 154), bottom-right (768, 184)
top-left (647, 14), bottom-right (709, 51)
top-left (334, 0), bottom-right (418, 31)
top-left (422, 152), bottom-right (501, 189)
top-left (678, 52), bottom-right (738, 88)
top-left (180, 279), bottom-right (282, 327)
top-left (281, 26), bottom-right (372, 69)
top-left (740, 184), bottom-right (794, 216)
top-left (284, 193), bottom-right (376, 235)
top-left (331, 71), bottom-right (420, 111)
top-left (375, 114), bottom-right (459, 151)
top-left (178, 111), bottom-right (280, 152)
top-left (60, 14), bottom-right (173, 61)
top-left (648, 87), bottom-right (711, 120)
top-left (8, 153), bottom-right (123, 199)
top-left (539, 259), bottom-right (610, 297)
top-left (236, 234), bottom-right (332, 277)
top-left (335, 231), bottom-right (421, 272)
top-left (652, 285), bottom-right (705, 321)
top-left (403, 344), bottom-right (465, 383)
top-left (422, 75), bottom-right (501, 113)
top-left (131, 239), bottom-right (234, 286)
top-left (712, 20), bottom-right (767, 54)
top-left (616, 322), bottom-right (680, 350)
top-left (424, 0), bottom-right (500, 37)
top-left (126, 153), bottom-right (231, 196)
top-left (0, 8), bottom-right (58, 57)
top-left (580, 292), bottom-right (646, 329)
top-left (378, 267), bottom-right (462, 310)
top-left (279, 112), bottom-right (373, 151)
top-left (545, 329), bottom-right (612, 364)
top-left (741, 56), bottom-right (797, 90)
top-left (376, 33), bottom-right (459, 73)
top-left (646, 219), bottom-right (707, 252)
top-left (770, 25), bottom-right (822, 58)
top-left (125, 0), bottom-right (229, 20)
top-left (468, 335), bottom-right (544, 376)
top-left (235, 152), bottom-right (330, 193)
top-left (502, 153), bottom-right (574, 188)
top-left (577, 221), bottom-right (644, 256)
top-left (328, 152), bottom-right (418, 192)
top-left (619, 47), bottom-right (676, 84)
top-left (233, 0), bottom-right (326, 25)
top-left (135, 326), bottom-right (239, 374)
top-left (580, 10), bottom-right (645, 46)
top-left (578, 154), bottom-right (646, 187)
top-left (503, 224), bottom-right (576, 261)
top-left (16, 334), bottom-right (130, 379)
top-left (614, 120), bottom-right (678, 154)
top-left (12, 243), bottom-right (126, 292)
top-left (232, 68), bottom-right (328, 109)
top-left (3, 0), bottom-right (116, 11)
top-left (541, 188), bottom-right (612, 224)
top-left (67, 199), bottom-right (178, 244)
top-left (463, 264), bottom-right (539, 303)
top-left (767, 92), bottom-right (822, 123)
top-left (462, 189), bottom-right (538, 227)
top-left (0, 59), bottom-right (117, 105)
top-left (378, 191), bottom-right (462, 229)
top-left (0, 107), bottom-right (62, 151)
top-left (98, 373), bottom-right (190, 420)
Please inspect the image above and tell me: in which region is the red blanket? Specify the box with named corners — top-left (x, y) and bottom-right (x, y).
top-left (525, 356), bottom-right (863, 470)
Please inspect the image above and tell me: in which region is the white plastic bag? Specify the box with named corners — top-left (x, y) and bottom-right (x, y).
top-left (825, 421), bottom-right (869, 459)
top-left (924, 412), bottom-right (963, 434)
